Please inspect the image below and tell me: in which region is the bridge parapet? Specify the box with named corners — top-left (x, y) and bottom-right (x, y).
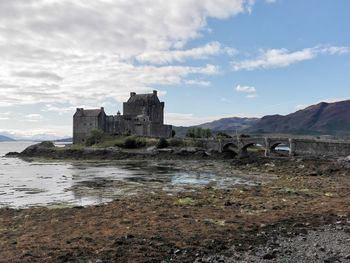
top-left (200, 136), bottom-right (350, 158)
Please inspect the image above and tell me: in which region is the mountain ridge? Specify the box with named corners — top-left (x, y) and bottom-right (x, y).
top-left (247, 100), bottom-right (350, 135)
top-left (174, 100), bottom-right (350, 137)
top-left (0, 135), bottom-right (16, 142)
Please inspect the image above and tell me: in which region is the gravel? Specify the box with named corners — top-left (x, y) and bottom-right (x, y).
top-left (198, 222), bottom-right (350, 263)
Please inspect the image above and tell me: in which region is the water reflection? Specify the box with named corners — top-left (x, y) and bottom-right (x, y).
top-left (0, 142), bottom-right (252, 209)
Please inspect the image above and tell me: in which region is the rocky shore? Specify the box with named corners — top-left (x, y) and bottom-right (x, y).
top-left (6, 142), bottom-right (224, 161)
top-left (1, 143), bottom-right (350, 262)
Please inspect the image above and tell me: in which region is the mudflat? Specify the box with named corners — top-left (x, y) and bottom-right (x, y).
top-left (1, 157), bottom-right (350, 262)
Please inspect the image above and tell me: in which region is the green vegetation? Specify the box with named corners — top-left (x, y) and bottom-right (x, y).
top-left (82, 129), bottom-right (159, 148)
top-left (157, 138), bottom-right (169, 149)
top-left (85, 129), bottom-right (105, 146)
top-left (77, 129), bottom-right (212, 149)
top-left (216, 132), bottom-right (232, 139)
top-left (186, 127), bottom-right (212, 139)
top-left (38, 141), bottom-right (55, 148)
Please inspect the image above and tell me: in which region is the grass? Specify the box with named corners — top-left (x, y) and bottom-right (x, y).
top-left (66, 134), bottom-right (208, 150)
top-left (93, 135), bottom-right (158, 149)
top-left (174, 197), bottom-right (196, 206)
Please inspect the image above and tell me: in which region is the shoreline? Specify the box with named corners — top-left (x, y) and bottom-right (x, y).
top-left (1, 144), bottom-right (350, 262)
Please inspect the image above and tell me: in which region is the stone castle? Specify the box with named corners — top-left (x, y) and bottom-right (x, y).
top-left (73, 90), bottom-right (172, 144)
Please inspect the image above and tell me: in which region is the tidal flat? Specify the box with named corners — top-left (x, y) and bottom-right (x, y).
top-left (1, 144), bottom-right (350, 262)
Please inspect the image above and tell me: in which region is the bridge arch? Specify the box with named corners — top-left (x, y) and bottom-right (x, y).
top-left (267, 139), bottom-right (291, 156)
top-left (222, 142), bottom-right (239, 156)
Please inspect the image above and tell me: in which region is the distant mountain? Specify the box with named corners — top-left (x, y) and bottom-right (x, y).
top-left (199, 117), bottom-right (260, 132)
top-left (173, 117), bottom-right (259, 137)
top-left (53, 137), bottom-right (73, 143)
top-left (248, 100), bottom-right (350, 135)
top-left (0, 135), bottom-right (16, 142)
top-left (0, 131), bottom-right (71, 142)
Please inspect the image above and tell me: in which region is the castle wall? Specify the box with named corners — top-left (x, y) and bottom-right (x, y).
top-left (106, 115), bottom-right (125, 135)
top-left (73, 91), bottom-right (172, 143)
top-left (73, 113), bottom-right (106, 144)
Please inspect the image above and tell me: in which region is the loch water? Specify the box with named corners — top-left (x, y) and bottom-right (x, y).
top-left (0, 142), bottom-right (250, 209)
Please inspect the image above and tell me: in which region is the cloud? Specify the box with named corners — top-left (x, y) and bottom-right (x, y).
top-left (265, 0), bottom-right (277, 4)
top-left (136, 42), bottom-right (237, 65)
top-left (235, 84), bottom-right (256, 93)
top-left (184, 79), bottom-right (211, 87)
top-left (12, 70), bottom-right (63, 82)
top-left (0, 0), bottom-right (253, 54)
top-left (24, 113), bottom-right (44, 122)
top-left (0, 0), bottom-right (257, 135)
top-left (235, 85), bottom-right (257, 99)
top-left (0, 0), bottom-right (252, 109)
top-left (232, 45), bottom-right (349, 71)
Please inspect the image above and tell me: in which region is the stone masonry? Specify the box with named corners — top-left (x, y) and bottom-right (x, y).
top-left (73, 90), bottom-right (172, 144)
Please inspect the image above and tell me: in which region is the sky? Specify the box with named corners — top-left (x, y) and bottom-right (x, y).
top-left (0, 0), bottom-right (349, 139)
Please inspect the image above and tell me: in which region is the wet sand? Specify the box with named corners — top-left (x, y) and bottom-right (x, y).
top-left (1, 156), bottom-right (350, 262)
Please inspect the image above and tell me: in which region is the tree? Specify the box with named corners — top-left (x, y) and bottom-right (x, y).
top-left (85, 129), bottom-right (104, 146)
top-left (186, 127), bottom-right (212, 139)
top-left (157, 138), bottom-right (169, 149)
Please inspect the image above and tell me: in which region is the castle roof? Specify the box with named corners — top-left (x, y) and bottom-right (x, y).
top-left (127, 91), bottom-right (160, 104)
top-left (74, 108), bottom-right (105, 117)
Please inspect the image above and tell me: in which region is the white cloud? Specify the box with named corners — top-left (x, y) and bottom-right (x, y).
top-left (235, 85), bottom-right (257, 99)
top-left (0, 0), bottom-right (257, 135)
top-left (235, 84), bottom-right (256, 93)
top-left (232, 45), bottom-right (349, 71)
top-left (12, 70), bottom-right (63, 82)
top-left (24, 114), bottom-right (44, 122)
top-left (184, 79), bottom-right (211, 87)
top-left (136, 42), bottom-right (237, 65)
top-left (0, 0), bottom-right (252, 110)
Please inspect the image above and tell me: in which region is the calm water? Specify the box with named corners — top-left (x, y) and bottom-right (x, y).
top-left (0, 142), bottom-right (250, 209)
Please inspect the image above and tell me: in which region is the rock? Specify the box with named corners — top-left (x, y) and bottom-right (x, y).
top-left (5, 152), bottom-right (19, 157)
top-left (174, 249), bottom-right (181, 255)
top-left (262, 252), bottom-right (277, 260)
top-left (324, 256), bottom-right (340, 263)
top-left (157, 148), bottom-right (173, 153)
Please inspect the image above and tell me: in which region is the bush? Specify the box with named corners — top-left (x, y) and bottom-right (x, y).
top-left (186, 127), bottom-right (212, 139)
top-left (157, 138), bottom-right (169, 149)
top-left (216, 132), bottom-right (231, 139)
top-left (123, 137), bottom-right (137, 148)
top-left (168, 138), bottom-right (184, 147)
top-left (39, 141), bottom-right (55, 148)
top-left (122, 136), bottom-right (146, 149)
top-left (85, 129), bottom-right (105, 146)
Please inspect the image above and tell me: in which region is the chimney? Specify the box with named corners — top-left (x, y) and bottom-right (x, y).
top-left (101, 107), bottom-right (104, 112)
top-left (130, 92), bottom-right (136, 97)
top-left (153, 90), bottom-right (157, 96)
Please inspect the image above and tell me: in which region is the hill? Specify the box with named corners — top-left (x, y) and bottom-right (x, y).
top-left (248, 100), bottom-right (350, 135)
top-left (0, 135), bottom-right (16, 142)
top-left (173, 117), bottom-right (259, 137)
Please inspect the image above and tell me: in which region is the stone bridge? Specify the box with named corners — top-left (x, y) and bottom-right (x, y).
top-left (201, 136), bottom-right (350, 158)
